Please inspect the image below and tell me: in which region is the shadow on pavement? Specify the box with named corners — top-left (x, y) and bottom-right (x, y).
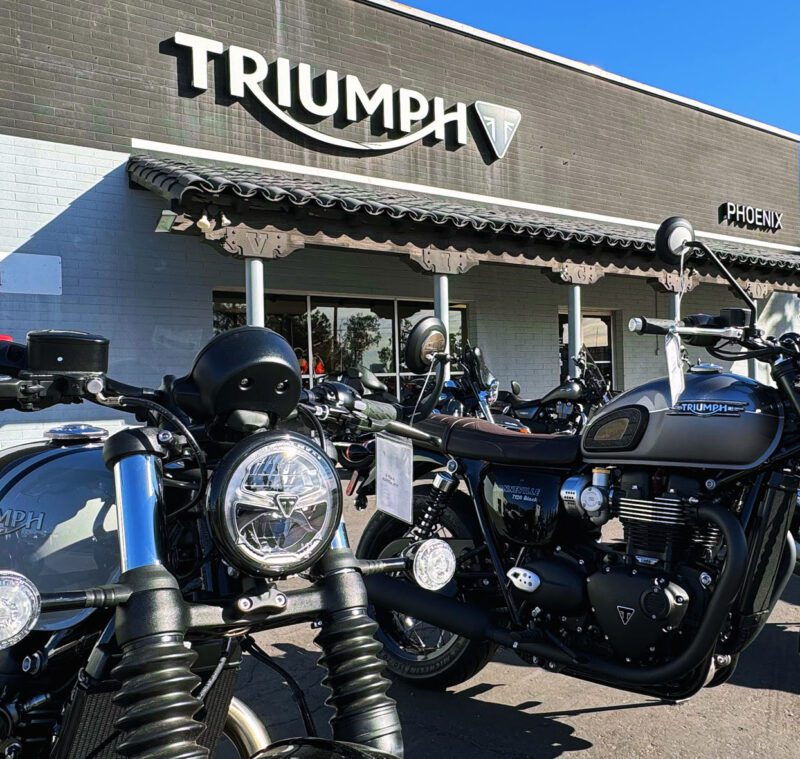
top-left (729, 576), bottom-right (800, 696)
top-left (233, 639), bottom-right (668, 759)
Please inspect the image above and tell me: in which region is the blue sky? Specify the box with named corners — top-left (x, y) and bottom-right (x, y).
top-left (404, 1), bottom-right (800, 133)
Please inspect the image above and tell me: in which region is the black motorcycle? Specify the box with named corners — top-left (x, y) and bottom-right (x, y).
top-left (358, 216), bottom-right (799, 700)
top-left (0, 326), bottom-right (405, 758)
top-left (494, 347), bottom-right (613, 433)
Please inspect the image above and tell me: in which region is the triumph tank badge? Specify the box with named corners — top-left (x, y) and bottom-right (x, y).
top-left (617, 606), bottom-right (635, 626)
top-left (0, 508), bottom-right (45, 537)
top-left (669, 400), bottom-right (747, 417)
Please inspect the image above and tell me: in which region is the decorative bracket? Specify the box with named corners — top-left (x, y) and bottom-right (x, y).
top-left (547, 262), bottom-right (604, 285)
top-left (202, 227), bottom-right (305, 260)
top-left (408, 248), bottom-right (480, 275)
top-left (648, 271), bottom-right (699, 294)
top-left (741, 281), bottom-right (773, 301)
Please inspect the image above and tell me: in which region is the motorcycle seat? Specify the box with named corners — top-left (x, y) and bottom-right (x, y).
top-left (416, 415), bottom-right (579, 466)
top-left (496, 390), bottom-right (539, 410)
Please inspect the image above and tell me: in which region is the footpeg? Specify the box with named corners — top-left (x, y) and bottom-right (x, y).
top-left (507, 567), bottom-right (541, 592)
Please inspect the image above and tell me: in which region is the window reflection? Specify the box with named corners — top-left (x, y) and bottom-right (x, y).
top-left (310, 298), bottom-right (394, 378)
top-left (558, 313), bottom-right (614, 385)
top-left (212, 291), bottom-right (468, 397)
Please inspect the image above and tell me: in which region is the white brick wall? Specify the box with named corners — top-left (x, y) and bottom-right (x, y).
top-left (0, 135), bottom-right (795, 447)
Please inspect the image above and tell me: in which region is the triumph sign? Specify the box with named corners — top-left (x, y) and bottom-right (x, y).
top-left (172, 32), bottom-right (521, 159)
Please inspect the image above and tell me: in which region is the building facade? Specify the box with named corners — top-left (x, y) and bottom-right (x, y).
top-left (1, 0), bottom-right (800, 441)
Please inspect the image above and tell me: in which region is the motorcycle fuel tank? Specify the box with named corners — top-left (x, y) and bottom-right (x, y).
top-left (0, 437), bottom-right (118, 630)
top-left (582, 370), bottom-right (783, 469)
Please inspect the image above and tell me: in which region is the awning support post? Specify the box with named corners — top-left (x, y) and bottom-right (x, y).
top-left (747, 299), bottom-right (759, 381)
top-left (668, 291), bottom-right (681, 322)
top-left (433, 273), bottom-right (450, 381)
top-left (567, 284), bottom-right (582, 378)
top-left (245, 257), bottom-right (265, 327)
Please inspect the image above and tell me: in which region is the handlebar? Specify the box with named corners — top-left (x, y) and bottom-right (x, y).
top-left (628, 317), bottom-right (675, 336)
top-left (628, 316), bottom-right (745, 341)
top-left (355, 398), bottom-right (398, 425)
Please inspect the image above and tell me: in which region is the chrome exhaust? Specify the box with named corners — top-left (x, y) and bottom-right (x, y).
top-left (794, 538), bottom-right (800, 575)
top-left (224, 696), bottom-right (271, 756)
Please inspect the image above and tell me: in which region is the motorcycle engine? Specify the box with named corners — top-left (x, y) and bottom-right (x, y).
top-left (510, 467), bottom-right (716, 665)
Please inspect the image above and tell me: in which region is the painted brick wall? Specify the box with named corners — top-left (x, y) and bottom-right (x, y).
top-left (0, 0), bottom-right (797, 245)
top-left (0, 135), bottom-right (764, 447)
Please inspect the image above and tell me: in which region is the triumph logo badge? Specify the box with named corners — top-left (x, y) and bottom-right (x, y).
top-left (617, 606), bottom-right (635, 626)
top-left (0, 508), bottom-right (45, 536)
top-left (171, 33), bottom-right (521, 158)
top-left (474, 102), bottom-right (522, 159)
top-left (669, 400), bottom-right (748, 417)
top-left (274, 494), bottom-right (300, 518)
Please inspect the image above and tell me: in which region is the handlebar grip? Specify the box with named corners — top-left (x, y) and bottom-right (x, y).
top-left (358, 398), bottom-right (398, 423)
top-left (628, 316), bottom-right (675, 336)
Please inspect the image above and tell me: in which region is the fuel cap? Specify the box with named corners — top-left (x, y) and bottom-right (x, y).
top-left (688, 363), bottom-right (722, 374)
top-left (45, 423), bottom-right (109, 444)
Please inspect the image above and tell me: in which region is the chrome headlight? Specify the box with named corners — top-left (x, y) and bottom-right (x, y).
top-left (207, 432), bottom-right (342, 577)
top-left (0, 571), bottom-right (41, 650)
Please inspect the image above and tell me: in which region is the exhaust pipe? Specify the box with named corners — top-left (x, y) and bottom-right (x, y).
top-left (366, 503), bottom-right (748, 686)
top-left (794, 538), bottom-right (800, 575)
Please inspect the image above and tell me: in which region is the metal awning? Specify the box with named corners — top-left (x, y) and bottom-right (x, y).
top-left (126, 154), bottom-right (800, 292)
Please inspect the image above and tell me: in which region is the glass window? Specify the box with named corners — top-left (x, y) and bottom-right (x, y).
top-left (213, 292), bottom-right (312, 383)
top-left (212, 291), bottom-right (468, 397)
top-left (309, 297), bottom-right (395, 380)
top-left (558, 313), bottom-right (614, 385)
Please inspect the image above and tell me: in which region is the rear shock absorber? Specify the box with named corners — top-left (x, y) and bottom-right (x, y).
top-left (411, 471), bottom-right (458, 541)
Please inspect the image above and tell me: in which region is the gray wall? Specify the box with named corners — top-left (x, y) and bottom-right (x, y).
top-left (0, 0), bottom-right (797, 244)
top-left (0, 134), bottom-right (745, 443)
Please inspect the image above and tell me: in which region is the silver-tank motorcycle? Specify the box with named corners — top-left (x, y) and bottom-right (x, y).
top-left (0, 326), bottom-right (404, 758)
top-left (359, 216), bottom-right (800, 699)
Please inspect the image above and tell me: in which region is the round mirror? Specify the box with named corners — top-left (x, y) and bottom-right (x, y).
top-left (655, 217), bottom-right (695, 267)
top-left (510, 380), bottom-right (522, 396)
top-left (404, 316), bottom-right (446, 374)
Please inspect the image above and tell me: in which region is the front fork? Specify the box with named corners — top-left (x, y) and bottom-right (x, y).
top-left (105, 428), bottom-right (209, 759)
top-left (315, 521), bottom-right (404, 757)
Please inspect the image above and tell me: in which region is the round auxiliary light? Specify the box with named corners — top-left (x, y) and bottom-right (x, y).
top-left (0, 571), bottom-right (41, 651)
top-left (412, 539), bottom-right (457, 592)
top-left (207, 431), bottom-right (342, 578)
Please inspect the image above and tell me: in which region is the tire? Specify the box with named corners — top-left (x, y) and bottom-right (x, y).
top-left (357, 487), bottom-right (497, 690)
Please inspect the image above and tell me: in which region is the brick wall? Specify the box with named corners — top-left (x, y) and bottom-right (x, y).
top-left (0, 0), bottom-right (797, 245)
top-left (0, 134), bottom-right (762, 447)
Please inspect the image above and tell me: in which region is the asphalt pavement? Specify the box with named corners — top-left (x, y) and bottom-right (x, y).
top-left (234, 498), bottom-right (800, 759)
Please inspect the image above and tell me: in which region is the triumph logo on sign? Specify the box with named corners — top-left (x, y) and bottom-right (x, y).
top-left (171, 33), bottom-right (521, 159)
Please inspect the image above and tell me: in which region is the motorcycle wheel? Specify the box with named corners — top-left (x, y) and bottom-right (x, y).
top-left (357, 488), bottom-right (496, 690)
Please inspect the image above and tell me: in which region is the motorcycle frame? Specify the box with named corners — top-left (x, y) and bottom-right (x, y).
top-left (368, 448), bottom-right (799, 701)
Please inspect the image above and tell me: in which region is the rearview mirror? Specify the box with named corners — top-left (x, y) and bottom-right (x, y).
top-left (404, 316), bottom-right (446, 374)
top-left (655, 217), bottom-right (695, 267)
top-left (510, 380), bottom-right (521, 396)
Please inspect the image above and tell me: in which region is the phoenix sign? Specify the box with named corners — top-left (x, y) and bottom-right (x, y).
top-left (172, 32), bottom-right (522, 159)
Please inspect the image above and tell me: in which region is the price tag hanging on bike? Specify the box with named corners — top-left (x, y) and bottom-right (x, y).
top-left (376, 432), bottom-right (414, 524)
top-left (665, 330), bottom-right (685, 407)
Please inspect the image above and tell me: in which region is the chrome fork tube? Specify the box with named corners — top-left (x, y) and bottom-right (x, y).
top-left (113, 453), bottom-right (162, 571)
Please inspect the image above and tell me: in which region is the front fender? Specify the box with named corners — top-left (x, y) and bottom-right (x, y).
top-left (253, 738), bottom-right (398, 758)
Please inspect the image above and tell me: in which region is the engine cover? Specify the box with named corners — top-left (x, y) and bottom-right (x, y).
top-left (587, 566), bottom-right (689, 660)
